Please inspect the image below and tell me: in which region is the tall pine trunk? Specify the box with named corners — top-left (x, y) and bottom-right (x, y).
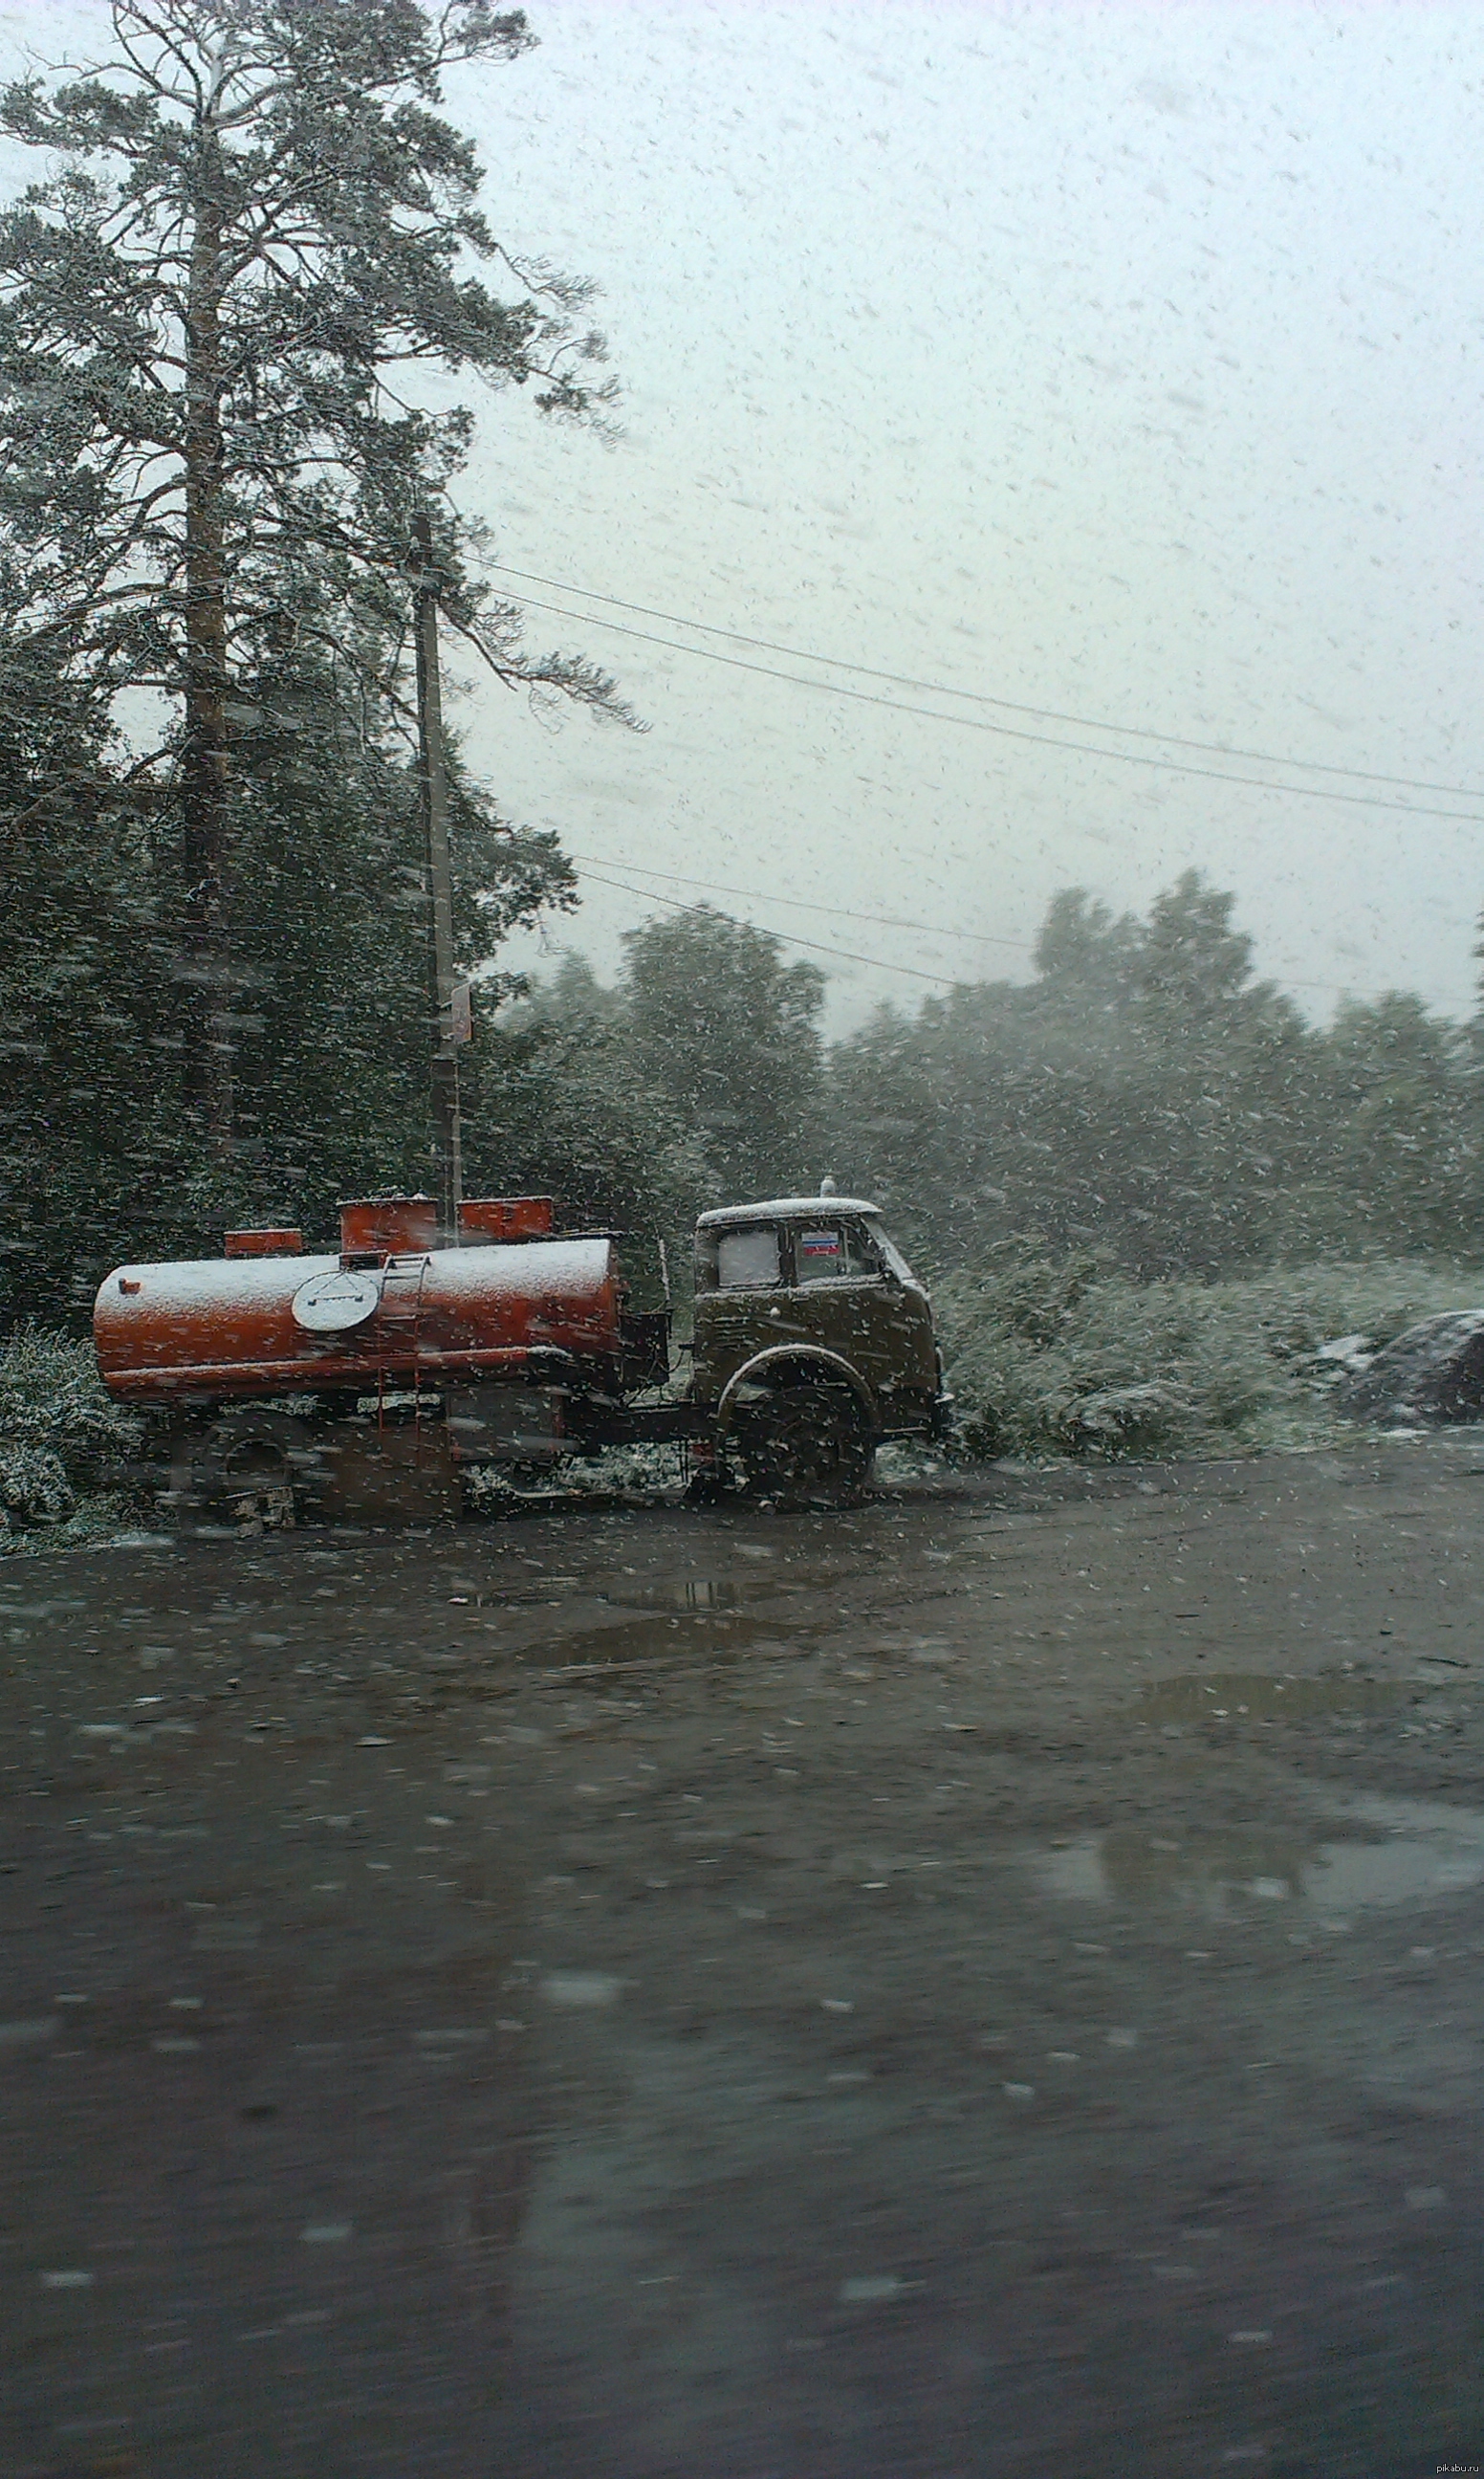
top-left (181, 136), bottom-right (233, 1156)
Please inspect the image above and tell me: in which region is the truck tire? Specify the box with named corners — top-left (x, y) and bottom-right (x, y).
top-left (733, 1381), bottom-right (874, 1509)
top-left (175, 1408), bottom-right (329, 1531)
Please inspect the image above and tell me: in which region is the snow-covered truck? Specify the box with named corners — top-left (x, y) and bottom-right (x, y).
top-left (94, 1188), bottom-right (951, 1523)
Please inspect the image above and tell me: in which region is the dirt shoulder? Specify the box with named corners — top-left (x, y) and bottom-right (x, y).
top-left (2, 1439), bottom-right (1480, 2476)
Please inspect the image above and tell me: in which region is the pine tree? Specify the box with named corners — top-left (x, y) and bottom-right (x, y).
top-left (620, 908), bottom-right (827, 1202)
top-left (0, 0), bottom-right (623, 1150)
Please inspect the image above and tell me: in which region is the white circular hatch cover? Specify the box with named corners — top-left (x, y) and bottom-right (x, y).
top-left (291, 1268), bottom-right (382, 1333)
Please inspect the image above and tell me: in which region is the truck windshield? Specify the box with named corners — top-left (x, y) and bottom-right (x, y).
top-left (864, 1218), bottom-right (917, 1285)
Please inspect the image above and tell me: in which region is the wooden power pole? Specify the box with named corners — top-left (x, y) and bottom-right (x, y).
top-left (411, 513), bottom-right (465, 1240)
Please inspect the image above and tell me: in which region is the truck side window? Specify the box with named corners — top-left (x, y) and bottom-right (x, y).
top-left (715, 1224), bottom-right (781, 1289)
top-left (793, 1220), bottom-right (879, 1283)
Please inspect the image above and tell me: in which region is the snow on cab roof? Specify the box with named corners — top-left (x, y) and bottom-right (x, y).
top-left (695, 1196), bottom-right (881, 1230)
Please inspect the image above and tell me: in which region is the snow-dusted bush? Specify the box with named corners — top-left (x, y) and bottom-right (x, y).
top-left (0, 1326), bottom-right (146, 1548)
top-left (938, 1256), bottom-right (1484, 1464)
top-left (465, 1441), bottom-right (687, 1512)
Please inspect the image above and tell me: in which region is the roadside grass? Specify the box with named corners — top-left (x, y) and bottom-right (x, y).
top-left (937, 1255), bottom-right (1484, 1464)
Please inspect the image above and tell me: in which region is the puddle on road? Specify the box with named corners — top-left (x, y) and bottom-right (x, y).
top-left (484, 1573), bottom-right (820, 1674)
top-left (599, 1579), bottom-right (790, 1612)
top-left (1029, 1794), bottom-right (1484, 1920)
top-left (1137, 1671), bottom-right (1404, 1722)
top-left (521, 1609), bottom-right (824, 1675)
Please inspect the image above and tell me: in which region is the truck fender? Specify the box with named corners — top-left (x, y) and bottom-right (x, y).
top-left (714, 1346), bottom-right (878, 1435)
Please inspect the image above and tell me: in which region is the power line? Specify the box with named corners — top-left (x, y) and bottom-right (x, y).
top-left (491, 558), bottom-right (1484, 810)
top-left (567, 850), bottom-right (1036, 954)
top-left (574, 853), bottom-right (1421, 1002)
top-left (576, 867), bottom-right (962, 987)
top-left (503, 588), bottom-right (1484, 826)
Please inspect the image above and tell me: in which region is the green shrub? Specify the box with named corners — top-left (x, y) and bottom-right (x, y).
top-left (938, 1256), bottom-right (1484, 1464)
top-left (0, 1325), bottom-right (147, 1549)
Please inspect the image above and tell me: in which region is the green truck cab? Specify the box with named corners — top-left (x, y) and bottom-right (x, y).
top-left (689, 1193), bottom-right (951, 1503)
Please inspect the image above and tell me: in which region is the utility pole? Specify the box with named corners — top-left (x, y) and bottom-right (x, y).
top-left (411, 512), bottom-right (464, 1241)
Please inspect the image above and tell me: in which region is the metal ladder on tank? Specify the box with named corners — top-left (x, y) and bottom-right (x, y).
top-left (373, 1253), bottom-right (434, 1457)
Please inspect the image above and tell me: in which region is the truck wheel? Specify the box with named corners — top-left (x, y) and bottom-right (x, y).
top-left (734, 1383), bottom-right (874, 1509)
top-left (178, 1409), bottom-right (328, 1532)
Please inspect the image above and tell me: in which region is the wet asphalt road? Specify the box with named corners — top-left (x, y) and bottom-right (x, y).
top-left (1, 1440), bottom-right (1481, 2479)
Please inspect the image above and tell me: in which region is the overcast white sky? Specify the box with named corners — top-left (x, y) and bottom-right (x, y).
top-left (5, 0), bottom-right (1484, 1030)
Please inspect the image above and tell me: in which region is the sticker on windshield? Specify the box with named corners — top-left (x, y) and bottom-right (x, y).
top-left (799, 1230), bottom-right (840, 1258)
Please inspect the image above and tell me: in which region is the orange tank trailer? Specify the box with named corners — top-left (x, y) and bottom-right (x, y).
top-left (93, 1197), bottom-right (621, 1406)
